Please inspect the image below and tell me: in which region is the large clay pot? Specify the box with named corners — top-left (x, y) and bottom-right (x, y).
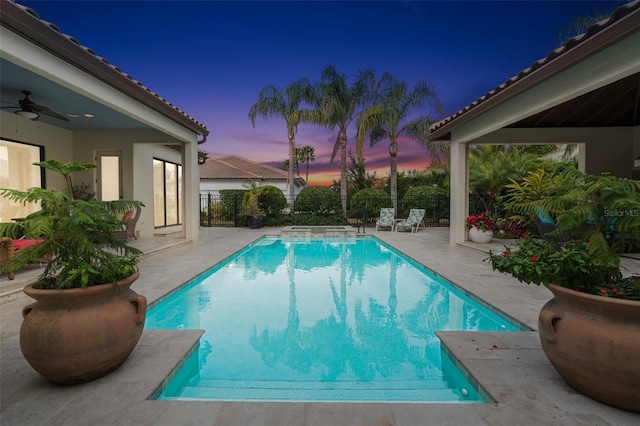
top-left (20, 272), bottom-right (146, 385)
top-left (539, 284), bottom-right (640, 412)
top-left (468, 226), bottom-right (493, 243)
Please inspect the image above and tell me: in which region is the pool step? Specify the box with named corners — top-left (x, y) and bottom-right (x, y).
top-left (161, 378), bottom-right (481, 402)
top-left (167, 386), bottom-right (477, 402)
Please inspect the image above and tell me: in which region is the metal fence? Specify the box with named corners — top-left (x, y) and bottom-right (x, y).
top-left (200, 192), bottom-right (493, 228)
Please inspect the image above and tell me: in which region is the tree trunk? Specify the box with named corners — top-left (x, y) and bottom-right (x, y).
top-left (339, 130), bottom-right (348, 217)
top-left (389, 140), bottom-right (398, 215)
top-left (288, 128), bottom-right (296, 216)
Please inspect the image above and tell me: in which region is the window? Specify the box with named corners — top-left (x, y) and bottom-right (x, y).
top-left (0, 139), bottom-right (43, 222)
top-left (153, 158), bottom-right (182, 227)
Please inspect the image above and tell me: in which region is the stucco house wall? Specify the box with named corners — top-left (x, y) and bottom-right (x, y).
top-left (1, 110), bottom-right (74, 190)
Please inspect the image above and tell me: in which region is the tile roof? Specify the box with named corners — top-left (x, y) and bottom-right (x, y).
top-left (3, 0), bottom-right (208, 136)
top-left (428, 0), bottom-right (640, 139)
top-left (200, 155), bottom-right (290, 181)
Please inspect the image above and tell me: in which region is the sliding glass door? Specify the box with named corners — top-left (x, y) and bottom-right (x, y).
top-left (153, 158), bottom-right (182, 228)
top-left (0, 139), bottom-right (42, 222)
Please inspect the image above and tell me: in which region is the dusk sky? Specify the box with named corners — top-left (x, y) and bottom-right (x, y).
top-left (20, 0), bottom-right (622, 186)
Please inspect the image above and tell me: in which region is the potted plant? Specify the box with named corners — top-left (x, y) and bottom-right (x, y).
top-left (242, 181), bottom-right (265, 229)
top-left (465, 213), bottom-right (496, 243)
top-left (487, 170), bottom-right (640, 412)
top-left (0, 160), bottom-right (146, 385)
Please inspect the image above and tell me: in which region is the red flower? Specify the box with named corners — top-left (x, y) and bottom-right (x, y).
top-left (465, 214), bottom-right (495, 231)
top-left (503, 251), bottom-right (511, 256)
top-left (531, 256), bottom-right (539, 262)
top-left (600, 289), bottom-right (608, 295)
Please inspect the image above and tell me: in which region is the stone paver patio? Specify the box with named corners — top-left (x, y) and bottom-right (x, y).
top-left (1, 227), bottom-right (639, 425)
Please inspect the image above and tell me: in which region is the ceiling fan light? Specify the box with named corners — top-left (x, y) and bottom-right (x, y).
top-left (15, 110), bottom-right (39, 120)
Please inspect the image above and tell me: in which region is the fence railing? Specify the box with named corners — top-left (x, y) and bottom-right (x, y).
top-left (200, 192), bottom-right (493, 228)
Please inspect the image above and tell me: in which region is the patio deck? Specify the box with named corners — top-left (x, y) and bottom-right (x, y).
top-left (1, 227), bottom-right (638, 425)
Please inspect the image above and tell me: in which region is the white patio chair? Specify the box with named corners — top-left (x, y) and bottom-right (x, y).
top-left (375, 208), bottom-right (395, 231)
top-left (395, 209), bottom-right (425, 233)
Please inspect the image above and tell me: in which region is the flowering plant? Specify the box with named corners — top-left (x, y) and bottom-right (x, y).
top-left (465, 214), bottom-right (496, 231)
top-left (495, 217), bottom-right (529, 239)
top-left (487, 237), bottom-right (640, 300)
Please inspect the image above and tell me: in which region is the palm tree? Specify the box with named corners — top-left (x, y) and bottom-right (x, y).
top-left (249, 79), bottom-right (323, 205)
top-left (554, 2), bottom-right (624, 47)
top-left (297, 145), bottom-right (315, 184)
top-left (406, 119), bottom-right (450, 165)
top-left (316, 65), bottom-right (375, 216)
top-left (357, 73), bottom-right (442, 214)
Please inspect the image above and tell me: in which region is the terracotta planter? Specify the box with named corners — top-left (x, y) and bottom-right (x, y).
top-left (539, 284), bottom-right (640, 412)
top-left (20, 272), bottom-right (146, 385)
top-left (468, 226), bottom-right (493, 243)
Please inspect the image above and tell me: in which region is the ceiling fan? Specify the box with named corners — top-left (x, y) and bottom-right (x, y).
top-left (1, 90), bottom-right (70, 122)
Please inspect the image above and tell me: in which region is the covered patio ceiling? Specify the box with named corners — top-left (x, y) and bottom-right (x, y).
top-left (506, 71), bottom-right (639, 129)
top-left (0, 58), bottom-right (152, 131)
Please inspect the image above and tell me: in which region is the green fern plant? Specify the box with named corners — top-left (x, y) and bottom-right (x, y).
top-left (555, 172), bottom-right (640, 275)
top-left (0, 160), bottom-right (144, 289)
top-left (493, 169), bottom-right (640, 291)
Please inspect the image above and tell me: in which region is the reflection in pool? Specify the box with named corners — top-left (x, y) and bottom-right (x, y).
top-left (147, 237), bottom-right (520, 402)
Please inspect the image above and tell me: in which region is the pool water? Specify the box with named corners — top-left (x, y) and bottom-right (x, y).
top-left (147, 237), bottom-right (520, 402)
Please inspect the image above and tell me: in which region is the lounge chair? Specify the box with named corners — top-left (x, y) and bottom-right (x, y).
top-left (0, 237), bottom-right (49, 280)
top-left (113, 206), bottom-right (141, 242)
top-left (533, 207), bottom-right (558, 241)
top-left (395, 209), bottom-right (425, 233)
top-left (375, 208), bottom-right (395, 231)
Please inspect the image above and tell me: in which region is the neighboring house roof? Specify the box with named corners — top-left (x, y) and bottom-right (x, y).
top-left (1, 0), bottom-right (209, 138)
top-left (428, 0), bottom-right (640, 141)
top-left (200, 155), bottom-right (306, 186)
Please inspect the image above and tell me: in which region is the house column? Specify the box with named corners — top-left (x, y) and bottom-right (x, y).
top-left (182, 138), bottom-right (199, 242)
top-left (449, 137), bottom-right (468, 246)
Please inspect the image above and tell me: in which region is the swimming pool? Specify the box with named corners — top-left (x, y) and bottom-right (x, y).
top-left (146, 236), bottom-right (522, 402)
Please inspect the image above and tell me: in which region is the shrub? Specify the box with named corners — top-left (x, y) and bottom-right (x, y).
top-left (258, 186), bottom-right (287, 216)
top-left (219, 190), bottom-right (243, 220)
top-left (294, 213), bottom-right (345, 226)
top-left (401, 186), bottom-right (448, 221)
top-left (295, 186), bottom-right (341, 215)
top-left (350, 188), bottom-right (391, 219)
top-left (208, 202), bottom-right (224, 220)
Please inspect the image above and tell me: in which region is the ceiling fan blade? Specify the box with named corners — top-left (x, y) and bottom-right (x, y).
top-left (6, 92), bottom-right (70, 122)
top-left (38, 108), bottom-right (70, 122)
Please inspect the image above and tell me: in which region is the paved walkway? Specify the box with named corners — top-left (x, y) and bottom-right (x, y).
top-left (1, 227), bottom-right (638, 425)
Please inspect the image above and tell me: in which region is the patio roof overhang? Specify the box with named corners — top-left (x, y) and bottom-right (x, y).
top-left (427, 0), bottom-right (640, 142)
top-left (0, 0), bottom-right (209, 140)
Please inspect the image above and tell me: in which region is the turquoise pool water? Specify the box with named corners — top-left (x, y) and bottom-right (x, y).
top-left (147, 237), bottom-right (521, 402)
